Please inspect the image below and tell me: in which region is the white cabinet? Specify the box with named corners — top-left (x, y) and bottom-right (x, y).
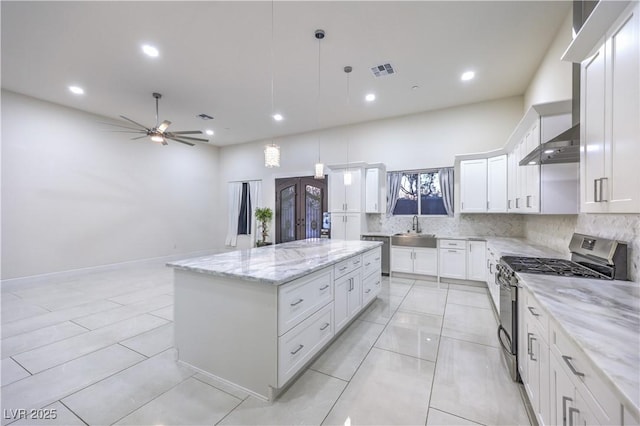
top-left (365, 167), bottom-right (384, 213)
top-left (581, 2), bottom-right (640, 213)
top-left (485, 245), bottom-right (499, 312)
top-left (329, 169), bottom-right (362, 213)
top-left (334, 268), bottom-right (362, 332)
top-left (487, 155), bottom-right (508, 212)
top-left (460, 159), bottom-right (487, 213)
top-left (466, 240), bottom-right (486, 282)
top-left (438, 239), bottom-right (467, 280)
top-left (331, 212), bottom-right (362, 241)
top-left (362, 269), bottom-right (382, 306)
top-left (391, 246), bottom-right (437, 276)
top-left (507, 151), bottom-right (518, 212)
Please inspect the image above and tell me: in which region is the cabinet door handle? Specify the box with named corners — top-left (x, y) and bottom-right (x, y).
top-left (594, 179), bottom-right (599, 202)
top-left (568, 407), bottom-right (579, 426)
top-left (290, 344), bottom-right (304, 355)
top-left (487, 259), bottom-right (490, 268)
top-left (527, 332), bottom-right (533, 355)
top-left (365, 288), bottom-right (371, 294)
top-left (562, 355), bottom-right (585, 377)
top-left (489, 263), bottom-right (493, 274)
top-left (448, 250), bottom-right (457, 253)
top-left (515, 198), bottom-right (520, 208)
top-left (376, 280), bottom-right (380, 286)
top-left (461, 202), bottom-right (464, 210)
top-left (562, 396), bottom-right (573, 426)
top-left (600, 177), bottom-right (608, 202)
top-left (527, 306), bottom-right (540, 317)
top-left (365, 262), bottom-right (371, 266)
top-left (529, 336), bottom-right (537, 361)
top-left (290, 298), bottom-right (304, 306)
top-left (526, 195), bottom-right (531, 208)
top-left (319, 285), bottom-right (329, 291)
top-left (508, 199), bottom-right (512, 209)
top-left (374, 257), bottom-right (380, 261)
top-left (320, 322), bottom-right (330, 331)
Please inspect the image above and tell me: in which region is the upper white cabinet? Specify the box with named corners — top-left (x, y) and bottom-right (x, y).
top-left (329, 168), bottom-right (362, 213)
top-left (580, 2), bottom-right (640, 213)
top-left (460, 159), bottom-right (487, 213)
top-left (365, 166), bottom-right (385, 213)
top-left (460, 155), bottom-right (507, 213)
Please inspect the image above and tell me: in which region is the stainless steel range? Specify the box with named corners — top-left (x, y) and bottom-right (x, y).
top-left (496, 233), bottom-right (628, 382)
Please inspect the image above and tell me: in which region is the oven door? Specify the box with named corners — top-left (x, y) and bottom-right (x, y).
top-left (496, 270), bottom-right (519, 381)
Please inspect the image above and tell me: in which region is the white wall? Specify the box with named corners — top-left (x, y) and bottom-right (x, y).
top-left (217, 96), bottom-right (524, 246)
top-left (1, 90), bottom-right (221, 280)
top-left (523, 10), bottom-right (573, 111)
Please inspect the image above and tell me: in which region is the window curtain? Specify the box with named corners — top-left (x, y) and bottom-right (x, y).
top-left (248, 181), bottom-right (262, 247)
top-left (439, 167), bottom-right (454, 217)
top-left (225, 182), bottom-right (243, 247)
top-left (386, 172), bottom-right (402, 217)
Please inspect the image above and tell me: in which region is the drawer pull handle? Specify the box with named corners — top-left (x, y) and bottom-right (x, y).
top-left (320, 322), bottom-right (330, 331)
top-left (339, 266), bottom-right (348, 272)
top-left (319, 285), bottom-right (329, 291)
top-left (562, 355), bottom-right (585, 377)
top-left (529, 336), bottom-right (537, 361)
top-left (290, 298), bottom-right (304, 306)
top-left (290, 344), bottom-right (304, 355)
top-left (527, 306), bottom-right (540, 317)
top-left (448, 250), bottom-right (457, 253)
top-left (365, 262), bottom-right (371, 266)
top-left (353, 260), bottom-right (361, 265)
top-left (527, 332), bottom-right (533, 355)
top-left (364, 288), bottom-right (371, 294)
top-left (374, 257), bottom-right (380, 261)
top-left (376, 281), bottom-right (380, 286)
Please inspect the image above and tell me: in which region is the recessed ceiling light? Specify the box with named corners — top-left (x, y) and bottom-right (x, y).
top-left (461, 71), bottom-right (475, 81)
top-left (205, 129), bottom-right (214, 136)
top-left (411, 85), bottom-right (420, 90)
top-left (68, 86), bottom-right (84, 95)
top-left (365, 93), bottom-right (376, 102)
top-left (142, 44), bottom-right (159, 57)
top-left (273, 113), bottom-right (283, 121)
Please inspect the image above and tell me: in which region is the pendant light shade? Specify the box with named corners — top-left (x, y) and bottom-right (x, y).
top-left (264, 144), bottom-right (280, 167)
top-left (343, 170), bottom-right (352, 186)
top-left (314, 162), bottom-right (325, 179)
top-left (313, 29), bottom-right (326, 179)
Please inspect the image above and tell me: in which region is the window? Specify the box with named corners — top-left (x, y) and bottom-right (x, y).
top-left (237, 182), bottom-right (252, 234)
top-left (391, 170), bottom-right (448, 215)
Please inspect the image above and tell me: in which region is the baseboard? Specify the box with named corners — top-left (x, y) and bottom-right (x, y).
top-left (0, 248), bottom-right (223, 289)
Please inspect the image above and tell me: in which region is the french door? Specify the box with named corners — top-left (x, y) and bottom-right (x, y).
top-left (275, 177), bottom-right (327, 243)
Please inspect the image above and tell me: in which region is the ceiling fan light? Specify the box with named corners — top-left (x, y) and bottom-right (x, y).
top-left (150, 134), bottom-right (164, 143)
top-left (264, 144), bottom-right (280, 167)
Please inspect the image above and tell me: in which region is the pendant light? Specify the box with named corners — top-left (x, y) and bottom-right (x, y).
top-left (264, 1), bottom-right (280, 168)
top-left (314, 29), bottom-right (325, 179)
top-left (343, 66), bottom-right (353, 186)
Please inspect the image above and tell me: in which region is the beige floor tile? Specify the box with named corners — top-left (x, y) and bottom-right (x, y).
top-left (1, 321), bottom-right (87, 358)
top-left (310, 319), bottom-right (384, 381)
top-left (430, 337), bottom-right (530, 426)
top-left (219, 369), bottom-right (347, 425)
top-left (62, 349), bottom-right (193, 425)
top-left (11, 402), bottom-right (85, 425)
top-left (194, 373), bottom-right (250, 400)
top-left (115, 377), bottom-right (240, 425)
top-left (375, 324), bottom-right (440, 361)
top-left (390, 310), bottom-right (443, 334)
top-left (399, 286), bottom-right (448, 316)
top-left (323, 347), bottom-right (435, 426)
top-left (150, 305), bottom-right (174, 321)
top-left (1, 357), bottom-right (30, 386)
top-left (426, 408), bottom-right (483, 425)
top-left (1, 300), bottom-right (49, 323)
top-left (441, 303), bottom-right (498, 347)
top-left (120, 323), bottom-right (174, 357)
top-left (72, 294), bottom-right (172, 329)
top-left (447, 288), bottom-right (492, 309)
top-left (448, 283), bottom-right (488, 294)
top-left (357, 294), bottom-right (403, 325)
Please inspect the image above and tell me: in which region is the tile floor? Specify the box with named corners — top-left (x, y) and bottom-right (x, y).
top-left (1, 262), bottom-right (531, 426)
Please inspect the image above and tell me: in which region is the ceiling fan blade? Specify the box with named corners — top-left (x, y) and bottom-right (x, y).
top-left (100, 122), bottom-right (148, 132)
top-left (107, 130), bottom-right (147, 134)
top-left (170, 130), bottom-right (203, 135)
top-left (158, 120), bottom-right (171, 132)
top-left (166, 137), bottom-right (195, 147)
top-left (130, 135), bottom-right (148, 140)
top-left (119, 115), bottom-right (150, 131)
top-left (168, 135), bottom-right (209, 142)
top-left (161, 140), bottom-right (169, 146)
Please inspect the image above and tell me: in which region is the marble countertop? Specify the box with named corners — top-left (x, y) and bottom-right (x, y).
top-left (167, 239), bottom-right (382, 285)
top-left (518, 272), bottom-right (640, 413)
top-left (485, 237), bottom-right (567, 258)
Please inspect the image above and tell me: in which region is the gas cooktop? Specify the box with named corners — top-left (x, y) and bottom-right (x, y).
top-left (500, 256), bottom-right (606, 279)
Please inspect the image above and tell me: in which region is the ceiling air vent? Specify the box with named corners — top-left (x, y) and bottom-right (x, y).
top-left (370, 63), bottom-right (396, 77)
top-left (197, 113), bottom-right (214, 120)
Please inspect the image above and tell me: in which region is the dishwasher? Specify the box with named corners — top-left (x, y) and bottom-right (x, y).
top-left (360, 235), bottom-right (390, 275)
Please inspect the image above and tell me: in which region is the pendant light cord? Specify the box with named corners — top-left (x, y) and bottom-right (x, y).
top-left (270, 0), bottom-right (275, 119)
top-left (317, 33), bottom-right (321, 163)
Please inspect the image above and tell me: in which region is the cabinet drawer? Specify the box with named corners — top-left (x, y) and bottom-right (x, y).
top-left (334, 255), bottom-right (363, 279)
top-left (363, 247), bottom-right (382, 277)
top-left (439, 239), bottom-right (467, 249)
top-left (523, 290), bottom-right (549, 344)
top-left (278, 302), bottom-right (334, 387)
top-left (278, 267), bottom-right (333, 336)
top-left (550, 321), bottom-right (620, 425)
top-left (362, 270), bottom-right (382, 306)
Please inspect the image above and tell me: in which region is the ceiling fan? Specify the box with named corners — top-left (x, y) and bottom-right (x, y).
top-left (108, 92), bottom-right (208, 146)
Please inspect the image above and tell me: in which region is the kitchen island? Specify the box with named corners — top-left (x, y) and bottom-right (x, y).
top-left (167, 239), bottom-right (382, 400)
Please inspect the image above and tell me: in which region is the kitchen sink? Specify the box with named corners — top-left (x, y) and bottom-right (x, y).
top-left (391, 233), bottom-right (437, 248)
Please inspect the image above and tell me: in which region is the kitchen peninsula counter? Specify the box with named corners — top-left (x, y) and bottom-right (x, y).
top-left (168, 239), bottom-right (383, 400)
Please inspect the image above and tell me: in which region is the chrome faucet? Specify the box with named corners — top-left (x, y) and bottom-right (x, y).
top-left (412, 215), bottom-right (421, 233)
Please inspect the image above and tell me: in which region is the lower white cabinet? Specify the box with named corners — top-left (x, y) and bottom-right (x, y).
top-left (331, 213), bottom-right (363, 241)
top-left (391, 246), bottom-right (437, 276)
top-left (362, 269), bottom-right (382, 306)
top-left (486, 245), bottom-right (499, 312)
top-left (334, 268), bottom-right (362, 332)
top-left (466, 240), bottom-right (486, 281)
top-left (439, 239), bottom-right (467, 280)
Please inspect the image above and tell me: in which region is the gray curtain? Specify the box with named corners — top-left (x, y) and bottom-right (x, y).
top-left (439, 167), bottom-right (454, 217)
top-left (386, 172), bottom-right (402, 217)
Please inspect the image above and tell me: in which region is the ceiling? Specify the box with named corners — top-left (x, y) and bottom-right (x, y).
top-left (1, 1), bottom-right (571, 147)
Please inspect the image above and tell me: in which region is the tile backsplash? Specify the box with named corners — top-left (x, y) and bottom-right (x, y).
top-left (366, 214), bottom-right (525, 238)
top-left (524, 214), bottom-right (640, 283)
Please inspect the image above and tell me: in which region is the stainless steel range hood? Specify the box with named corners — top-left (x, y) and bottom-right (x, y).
top-left (520, 0), bottom-right (595, 166)
top-left (519, 124), bottom-right (580, 165)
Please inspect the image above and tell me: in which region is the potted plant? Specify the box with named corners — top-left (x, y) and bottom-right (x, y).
top-left (255, 207), bottom-right (273, 247)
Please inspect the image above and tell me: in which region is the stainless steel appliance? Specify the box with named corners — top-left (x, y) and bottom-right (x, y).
top-left (361, 234), bottom-right (390, 275)
top-left (496, 233), bottom-right (628, 382)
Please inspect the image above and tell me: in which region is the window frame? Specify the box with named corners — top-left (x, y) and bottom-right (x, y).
top-left (390, 168), bottom-right (449, 217)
